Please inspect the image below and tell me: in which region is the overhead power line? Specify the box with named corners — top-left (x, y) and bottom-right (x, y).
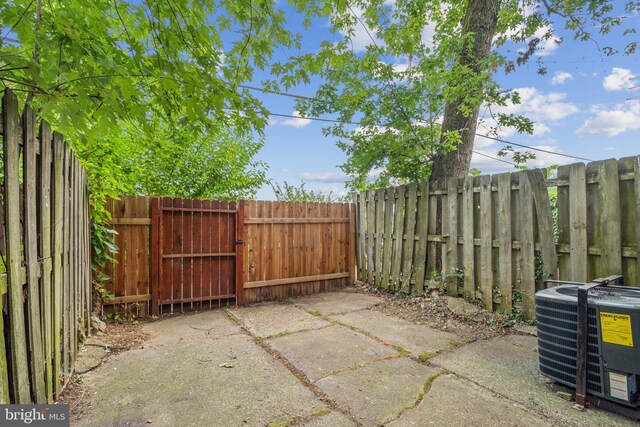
top-left (267, 111), bottom-right (592, 163)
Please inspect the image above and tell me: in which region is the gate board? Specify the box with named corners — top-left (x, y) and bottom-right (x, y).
top-left (152, 198), bottom-right (243, 314)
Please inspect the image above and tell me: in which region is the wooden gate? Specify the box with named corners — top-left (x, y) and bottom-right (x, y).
top-left (151, 198), bottom-right (244, 314)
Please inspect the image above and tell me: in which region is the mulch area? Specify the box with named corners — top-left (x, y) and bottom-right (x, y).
top-left (352, 281), bottom-right (530, 341)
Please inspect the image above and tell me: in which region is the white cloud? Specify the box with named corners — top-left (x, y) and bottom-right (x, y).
top-left (493, 87), bottom-right (579, 121)
top-left (471, 144), bottom-right (573, 173)
top-left (271, 111), bottom-right (311, 128)
top-left (577, 100), bottom-right (640, 136)
top-left (336, 5), bottom-right (382, 53)
top-left (299, 172), bottom-right (349, 183)
top-left (603, 68), bottom-right (636, 91)
top-left (551, 71), bottom-right (573, 86)
top-left (533, 25), bottom-right (560, 57)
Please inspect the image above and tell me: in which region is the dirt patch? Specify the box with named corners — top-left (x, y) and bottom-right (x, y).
top-left (58, 320), bottom-right (150, 423)
top-left (98, 320), bottom-right (150, 353)
top-left (350, 282), bottom-right (531, 341)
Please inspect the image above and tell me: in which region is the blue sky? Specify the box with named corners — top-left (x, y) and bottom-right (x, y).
top-left (247, 4), bottom-right (640, 200)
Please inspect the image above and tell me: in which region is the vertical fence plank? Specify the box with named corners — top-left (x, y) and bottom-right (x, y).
top-left (51, 133), bottom-right (64, 397)
top-left (567, 163), bottom-right (588, 282)
top-left (414, 182), bottom-right (429, 294)
top-left (462, 176), bottom-right (475, 299)
top-left (381, 187), bottom-right (395, 290)
top-left (401, 183), bottom-right (417, 293)
top-left (530, 169), bottom-right (558, 285)
top-left (519, 172), bottom-right (536, 319)
top-left (374, 189), bottom-right (384, 288)
top-left (38, 121), bottom-right (53, 402)
top-left (151, 198), bottom-right (161, 316)
top-left (62, 146), bottom-right (71, 375)
top-left (366, 190), bottom-right (375, 284)
top-left (496, 173), bottom-right (512, 313)
top-left (348, 201), bottom-right (356, 285)
top-left (357, 193), bottom-right (366, 281)
top-left (236, 201), bottom-right (245, 305)
top-left (597, 160), bottom-right (622, 277)
top-left (23, 105), bottom-right (46, 403)
top-left (478, 175), bottom-right (493, 309)
top-left (3, 89), bottom-right (31, 402)
top-left (391, 185), bottom-right (406, 290)
top-left (444, 178), bottom-right (458, 296)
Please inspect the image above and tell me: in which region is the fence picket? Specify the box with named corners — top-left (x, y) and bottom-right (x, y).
top-left (462, 176), bottom-right (475, 299)
top-left (391, 185), bottom-right (406, 290)
top-left (479, 175), bottom-right (493, 308)
top-left (381, 187), bottom-right (395, 289)
top-left (3, 90), bottom-right (31, 403)
top-left (23, 105), bottom-right (46, 403)
top-left (374, 189), bottom-right (385, 287)
top-left (566, 162), bottom-right (588, 281)
top-left (530, 169), bottom-right (558, 285)
top-left (496, 173), bottom-right (512, 313)
top-left (597, 159), bottom-right (622, 277)
top-left (519, 172), bottom-right (536, 319)
top-left (401, 183), bottom-right (418, 293)
top-left (444, 178), bottom-right (458, 296)
top-left (414, 182), bottom-right (429, 293)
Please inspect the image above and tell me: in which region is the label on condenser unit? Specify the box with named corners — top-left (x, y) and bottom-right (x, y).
top-left (609, 372), bottom-right (629, 401)
top-left (600, 312), bottom-right (634, 347)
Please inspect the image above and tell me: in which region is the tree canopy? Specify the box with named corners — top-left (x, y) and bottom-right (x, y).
top-left (272, 0), bottom-right (640, 189)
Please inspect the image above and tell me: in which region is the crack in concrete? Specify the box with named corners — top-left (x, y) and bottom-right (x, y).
top-left (267, 407), bottom-right (332, 427)
top-left (225, 309), bottom-right (365, 427)
top-left (427, 367), bottom-right (566, 427)
top-left (385, 372), bottom-right (445, 424)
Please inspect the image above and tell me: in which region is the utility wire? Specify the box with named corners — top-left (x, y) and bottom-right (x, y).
top-left (267, 111), bottom-right (591, 162)
top-left (475, 134), bottom-right (594, 162)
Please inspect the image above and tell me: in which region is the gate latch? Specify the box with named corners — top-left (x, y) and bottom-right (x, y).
top-left (235, 239), bottom-right (244, 244)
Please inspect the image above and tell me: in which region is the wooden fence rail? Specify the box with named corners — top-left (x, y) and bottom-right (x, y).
top-left (354, 157), bottom-right (640, 320)
top-left (0, 88), bottom-right (91, 404)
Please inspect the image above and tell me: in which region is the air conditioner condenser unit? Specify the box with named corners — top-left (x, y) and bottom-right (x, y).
top-left (536, 276), bottom-right (640, 408)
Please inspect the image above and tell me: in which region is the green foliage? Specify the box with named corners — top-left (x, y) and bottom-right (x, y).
top-left (0, 0), bottom-right (304, 273)
top-left (270, 181), bottom-right (347, 203)
top-left (119, 118), bottom-right (266, 200)
top-left (272, 0), bottom-right (639, 190)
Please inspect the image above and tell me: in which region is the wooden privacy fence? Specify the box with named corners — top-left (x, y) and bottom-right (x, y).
top-left (100, 197), bottom-right (353, 313)
top-left (354, 156), bottom-right (640, 320)
top-left (243, 200), bottom-right (353, 304)
top-left (0, 89), bottom-right (91, 404)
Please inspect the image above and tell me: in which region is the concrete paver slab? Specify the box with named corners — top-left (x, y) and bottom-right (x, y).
top-left (430, 334), bottom-right (636, 427)
top-left (230, 303), bottom-right (330, 338)
top-left (389, 374), bottom-right (550, 427)
top-left (294, 292), bottom-right (383, 315)
top-left (268, 325), bottom-right (397, 382)
top-left (147, 309), bottom-right (243, 344)
top-left (77, 320), bottom-right (324, 426)
top-left (315, 357), bottom-right (440, 427)
top-left (297, 411), bottom-right (356, 427)
top-left (332, 310), bottom-right (462, 356)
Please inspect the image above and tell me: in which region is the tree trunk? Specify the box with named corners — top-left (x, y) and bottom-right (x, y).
top-left (430, 0), bottom-right (501, 180)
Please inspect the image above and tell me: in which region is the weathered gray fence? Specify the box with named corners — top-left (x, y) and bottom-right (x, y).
top-left (354, 157), bottom-right (640, 320)
top-left (0, 88), bottom-right (92, 403)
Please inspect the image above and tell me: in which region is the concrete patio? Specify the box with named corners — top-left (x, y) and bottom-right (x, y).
top-left (75, 291), bottom-right (636, 427)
